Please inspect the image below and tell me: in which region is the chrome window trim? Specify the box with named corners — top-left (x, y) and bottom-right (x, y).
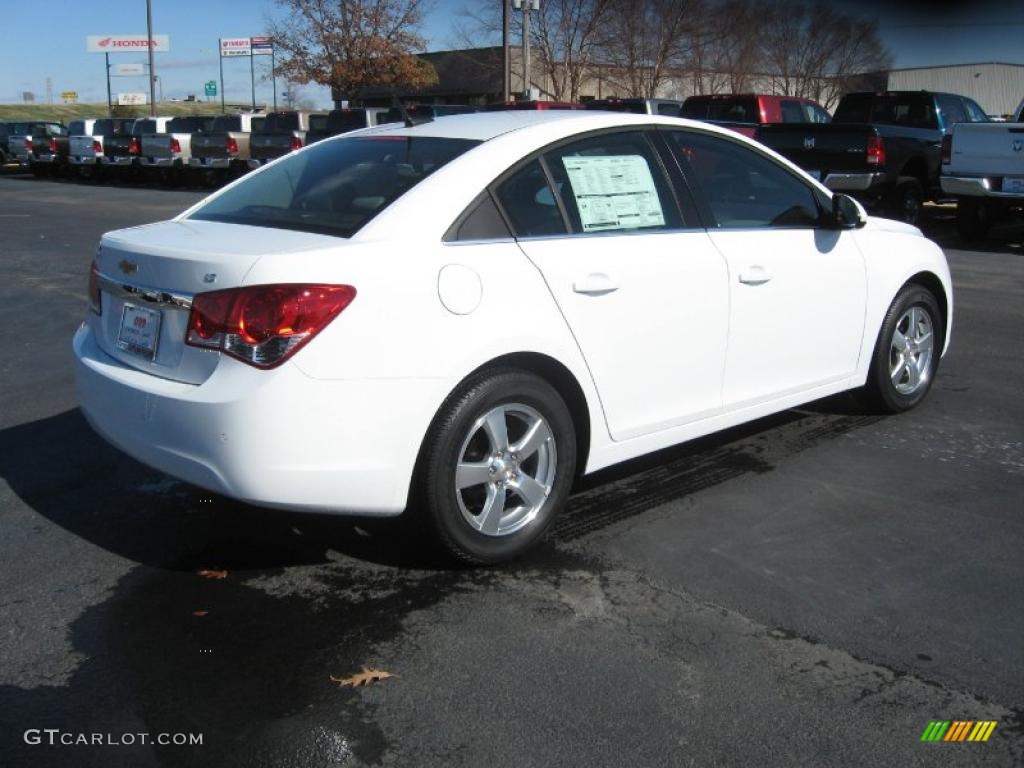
top-left (96, 273), bottom-right (194, 310)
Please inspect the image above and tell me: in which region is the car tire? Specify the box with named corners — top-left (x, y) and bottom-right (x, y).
top-left (886, 179), bottom-right (924, 225)
top-left (861, 285), bottom-right (942, 413)
top-left (416, 369), bottom-right (577, 565)
top-left (956, 199), bottom-right (993, 242)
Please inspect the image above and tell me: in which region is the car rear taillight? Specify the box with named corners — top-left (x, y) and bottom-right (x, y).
top-left (185, 284), bottom-right (356, 368)
top-left (941, 134), bottom-right (952, 165)
top-left (88, 261), bottom-right (102, 315)
top-left (225, 136), bottom-right (238, 156)
top-left (129, 137), bottom-right (140, 155)
top-left (169, 137), bottom-right (181, 154)
top-left (23, 138), bottom-right (32, 151)
top-left (289, 136), bottom-right (303, 151)
top-left (92, 139), bottom-right (103, 154)
top-left (48, 137), bottom-right (59, 154)
top-left (866, 135), bottom-right (885, 166)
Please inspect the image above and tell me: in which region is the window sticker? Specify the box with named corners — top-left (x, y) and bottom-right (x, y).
top-left (562, 155), bottom-right (667, 232)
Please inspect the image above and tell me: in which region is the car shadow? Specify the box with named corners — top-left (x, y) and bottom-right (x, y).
top-left (0, 398), bottom-right (881, 572)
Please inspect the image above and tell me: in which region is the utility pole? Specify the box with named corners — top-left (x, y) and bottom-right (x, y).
top-left (146, 0), bottom-right (157, 115)
top-left (105, 53), bottom-right (112, 116)
top-left (219, 39), bottom-right (225, 113)
top-left (502, 0), bottom-right (510, 102)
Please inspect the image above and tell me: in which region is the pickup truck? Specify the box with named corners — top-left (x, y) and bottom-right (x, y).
top-left (584, 98), bottom-right (683, 116)
top-left (249, 111), bottom-right (325, 168)
top-left (140, 115), bottom-right (216, 182)
top-left (189, 113), bottom-right (265, 179)
top-left (941, 97), bottom-right (1024, 239)
top-left (756, 90), bottom-right (990, 224)
top-left (102, 117), bottom-right (172, 177)
top-left (8, 121), bottom-right (67, 176)
top-left (1, 121), bottom-right (28, 165)
top-left (303, 108), bottom-right (392, 144)
top-left (681, 93), bottom-right (830, 137)
top-left (68, 118), bottom-right (135, 178)
top-left (485, 101), bottom-right (583, 110)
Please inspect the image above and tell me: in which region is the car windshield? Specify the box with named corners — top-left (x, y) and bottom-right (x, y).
top-left (188, 135), bottom-right (480, 238)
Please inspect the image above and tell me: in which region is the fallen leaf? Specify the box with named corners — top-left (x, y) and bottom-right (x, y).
top-left (331, 668), bottom-right (394, 688)
top-left (192, 610), bottom-right (209, 617)
top-left (196, 569), bottom-right (228, 580)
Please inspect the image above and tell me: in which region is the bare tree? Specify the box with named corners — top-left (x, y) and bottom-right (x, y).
top-left (267, 0), bottom-right (438, 101)
top-left (596, 0), bottom-right (703, 98)
top-left (531, 0), bottom-right (613, 101)
top-left (760, 0), bottom-right (890, 109)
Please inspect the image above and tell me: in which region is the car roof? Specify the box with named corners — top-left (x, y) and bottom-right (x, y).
top-left (354, 109), bottom-right (719, 142)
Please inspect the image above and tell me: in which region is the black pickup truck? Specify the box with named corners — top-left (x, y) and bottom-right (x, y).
top-left (756, 91), bottom-right (990, 224)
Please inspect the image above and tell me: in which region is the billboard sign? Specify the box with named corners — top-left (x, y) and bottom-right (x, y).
top-left (251, 36), bottom-right (274, 55)
top-left (220, 38), bottom-right (251, 57)
top-left (112, 63), bottom-right (146, 76)
top-left (62, 91), bottom-right (78, 103)
top-left (117, 92), bottom-right (148, 106)
top-left (87, 35), bottom-right (170, 53)
top-left (205, 80), bottom-right (217, 97)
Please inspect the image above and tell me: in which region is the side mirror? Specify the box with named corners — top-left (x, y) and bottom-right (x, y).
top-left (832, 193), bottom-right (867, 229)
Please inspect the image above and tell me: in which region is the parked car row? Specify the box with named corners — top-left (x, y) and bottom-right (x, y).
top-left (6, 91), bottom-right (1020, 238)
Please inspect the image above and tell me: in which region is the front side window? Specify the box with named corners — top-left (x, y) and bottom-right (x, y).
top-left (936, 95), bottom-right (967, 128)
top-left (963, 98), bottom-right (989, 123)
top-left (780, 101), bottom-right (806, 123)
top-left (189, 135), bottom-right (479, 238)
top-left (805, 104), bottom-right (832, 124)
top-left (667, 130), bottom-right (822, 229)
top-left (543, 131), bottom-right (683, 233)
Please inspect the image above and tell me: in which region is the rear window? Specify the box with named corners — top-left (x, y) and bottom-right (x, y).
top-left (682, 97), bottom-right (760, 124)
top-left (263, 113), bottom-right (300, 132)
top-left (250, 116), bottom-right (266, 133)
top-left (69, 121), bottom-right (85, 135)
top-left (167, 116), bottom-right (215, 133)
top-left (133, 120), bottom-right (156, 135)
top-left (188, 135), bottom-right (480, 238)
top-left (10, 122), bottom-right (29, 134)
top-left (326, 111), bottom-right (371, 132)
top-left (211, 115), bottom-right (242, 132)
top-left (585, 100), bottom-right (647, 114)
top-left (92, 119), bottom-right (118, 136)
top-left (834, 94), bottom-right (937, 128)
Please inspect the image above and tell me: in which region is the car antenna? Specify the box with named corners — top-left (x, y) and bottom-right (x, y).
top-left (391, 92), bottom-right (432, 128)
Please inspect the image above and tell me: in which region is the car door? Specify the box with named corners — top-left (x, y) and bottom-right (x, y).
top-left (494, 129), bottom-right (730, 442)
top-left (662, 129), bottom-right (867, 409)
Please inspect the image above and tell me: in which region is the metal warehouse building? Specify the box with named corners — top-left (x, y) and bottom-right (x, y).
top-left (887, 62), bottom-right (1023, 117)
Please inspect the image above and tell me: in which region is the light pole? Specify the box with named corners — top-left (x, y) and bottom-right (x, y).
top-left (502, 0), bottom-right (510, 102)
top-left (513, 0), bottom-right (539, 100)
top-left (146, 0), bottom-right (157, 115)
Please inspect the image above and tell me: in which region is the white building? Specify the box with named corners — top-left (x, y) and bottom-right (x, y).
top-left (887, 63), bottom-right (1024, 117)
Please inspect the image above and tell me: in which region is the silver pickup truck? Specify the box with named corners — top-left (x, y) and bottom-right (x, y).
top-left (189, 113), bottom-right (265, 178)
top-left (140, 115), bottom-right (217, 182)
top-left (69, 118), bottom-right (135, 177)
top-left (248, 111), bottom-right (325, 168)
top-left (941, 97), bottom-right (1024, 240)
top-left (8, 121), bottom-right (66, 173)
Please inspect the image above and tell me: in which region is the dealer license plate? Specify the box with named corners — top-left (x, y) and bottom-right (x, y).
top-left (117, 303), bottom-right (162, 360)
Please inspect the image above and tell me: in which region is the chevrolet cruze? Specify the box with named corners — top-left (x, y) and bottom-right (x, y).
top-left (74, 111), bottom-right (952, 563)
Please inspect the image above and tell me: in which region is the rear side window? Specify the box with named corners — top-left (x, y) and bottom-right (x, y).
top-left (494, 161), bottom-right (566, 237)
top-left (543, 131), bottom-right (683, 233)
top-left (667, 130), bottom-right (821, 229)
top-left (936, 95), bottom-right (967, 128)
top-left (780, 101), bottom-right (806, 123)
top-left (963, 99), bottom-right (988, 122)
top-left (189, 136), bottom-right (479, 238)
top-left (804, 104), bottom-right (831, 124)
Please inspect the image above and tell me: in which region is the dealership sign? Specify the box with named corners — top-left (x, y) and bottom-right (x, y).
top-left (117, 92), bottom-right (148, 106)
top-left (112, 63), bottom-right (146, 76)
top-left (220, 38), bottom-right (251, 57)
top-left (251, 36), bottom-right (274, 55)
top-left (87, 35), bottom-right (170, 53)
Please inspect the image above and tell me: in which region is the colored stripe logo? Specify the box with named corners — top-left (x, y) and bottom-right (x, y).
top-left (921, 721), bottom-right (997, 742)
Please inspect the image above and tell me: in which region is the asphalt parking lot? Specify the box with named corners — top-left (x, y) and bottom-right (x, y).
top-left (0, 172), bottom-right (1021, 767)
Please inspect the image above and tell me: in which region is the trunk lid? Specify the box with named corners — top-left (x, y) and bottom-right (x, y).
top-left (250, 132), bottom-right (297, 161)
top-left (93, 220), bottom-right (342, 384)
top-left (756, 123), bottom-right (877, 174)
top-left (191, 132), bottom-right (229, 160)
top-left (70, 135), bottom-right (100, 158)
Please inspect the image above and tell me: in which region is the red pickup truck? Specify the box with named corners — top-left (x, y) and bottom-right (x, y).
top-left (681, 94), bottom-right (831, 137)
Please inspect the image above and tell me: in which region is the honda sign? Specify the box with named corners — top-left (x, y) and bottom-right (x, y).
top-left (87, 35), bottom-right (170, 53)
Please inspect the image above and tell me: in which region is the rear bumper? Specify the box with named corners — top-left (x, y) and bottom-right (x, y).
top-left (189, 157), bottom-right (234, 170)
top-left (69, 155), bottom-right (99, 165)
top-left (34, 154), bottom-right (60, 164)
top-left (247, 158), bottom-right (269, 169)
top-left (100, 156), bottom-right (137, 167)
top-left (73, 323), bottom-right (431, 516)
top-left (141, 157), bottom-right (183, 168)
top-left (823, 172), bottom-right (886, 192)
top-left (941, 175), bottom-right (1024, 200)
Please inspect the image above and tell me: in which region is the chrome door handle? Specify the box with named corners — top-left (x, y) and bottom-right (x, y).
top-left (572, 273), bottom-right (619, 295)
top-left (738, 266), bottom-right (773, 285)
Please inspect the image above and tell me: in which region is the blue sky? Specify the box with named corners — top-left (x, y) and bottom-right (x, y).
top-left (1, 0), bottom-right (1021, 107)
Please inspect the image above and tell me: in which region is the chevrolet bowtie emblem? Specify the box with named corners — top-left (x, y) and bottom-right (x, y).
top-left (118, 259), bottom-right (138, 276)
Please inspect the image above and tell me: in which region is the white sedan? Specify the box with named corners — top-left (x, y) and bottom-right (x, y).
top-left (74, 111), bottom-right (952, 563)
